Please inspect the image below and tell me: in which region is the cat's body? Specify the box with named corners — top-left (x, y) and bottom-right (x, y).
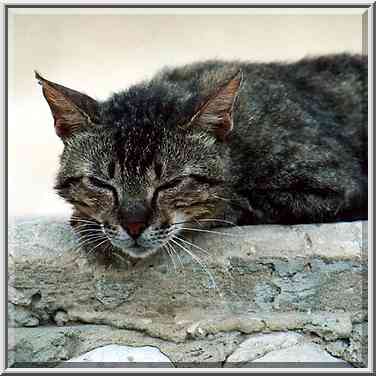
top-left (37, 53), bottom-right (367, 260)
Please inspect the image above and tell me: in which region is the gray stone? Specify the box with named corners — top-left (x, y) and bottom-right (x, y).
top-left (225, 332), bottom-right (304, 363)
top-left (54, 310), bottom-right (69, 327)
top-left (8, 326), bottom-right (80, 367)
top-left (346, 322), bottom-right (368, 367)
top-left (66, 344), bottom-right (172, 363)
top-left (8, 216), bottom-right (77, 258)
top-left (7, 216), bottom-right (368, 367)
top-left (8, 303), bottom-right (39, 327)
top-left (325, 322), bottom-right (368, 367)
top-left (9, 325), bottom-right (243, 367)
top-left (253, 343), bottom-right (349, 364)
top-left (8, 217), bottom-right (366, 322)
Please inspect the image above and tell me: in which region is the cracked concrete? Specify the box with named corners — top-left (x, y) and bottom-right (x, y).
top-left (8, 216), bottom-right (368, 367)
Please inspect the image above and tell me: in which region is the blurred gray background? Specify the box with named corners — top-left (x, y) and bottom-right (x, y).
top-left (8, 8), bottom-right (365, 216)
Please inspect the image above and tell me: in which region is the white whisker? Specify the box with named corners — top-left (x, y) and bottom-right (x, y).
top-left (173, 235), bottom-right (211, 258)
top-left (74, 228), bottom-right (104, 235)
top-left (170, 237), bottom-right (217, 290)
top-left (165, 245), bottom-right (177, 273)
top-left (174, 234), bottom-right (233, 283)
top-left (76, 235), bottom-right (107, 249)
top-left (70, 218), bottom-right (98, 224)
top-left (86, 238), bottom-right (109, 256)
top-left (112, 251), bottom-right (127, 263)
top-left (72, 223), bottom-right (99, 229)
top-left (195, 218), bottom-right (241, 229)
top-left (167, 242), bottom-right (184, 270)
top-left (177, 227), bottom-right (237, 237)
top-left (76, 233), bottom-right (106, 242)
top-left (211, 194), bottom-right (232, 202)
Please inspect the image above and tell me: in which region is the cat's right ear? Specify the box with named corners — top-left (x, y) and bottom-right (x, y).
top-left (35, 71), bottom-right (100, 140)
top-left (184, 70), bottom-right (243, 142)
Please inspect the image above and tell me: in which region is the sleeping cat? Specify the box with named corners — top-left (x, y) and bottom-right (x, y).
top-left (36, 53), bottom-right (367, 260)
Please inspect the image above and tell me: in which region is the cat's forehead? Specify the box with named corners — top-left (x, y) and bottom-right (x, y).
top-left (78, 127), bottom-right (161, 177)
top-left (64, 125), bottom-right (199, 180)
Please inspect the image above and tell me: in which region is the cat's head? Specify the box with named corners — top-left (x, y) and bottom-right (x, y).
top-left (36, 70), bottom-right (242, 259)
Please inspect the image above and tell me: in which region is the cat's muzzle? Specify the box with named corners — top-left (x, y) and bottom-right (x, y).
top-left (110, 236), bottom-right (159, 258)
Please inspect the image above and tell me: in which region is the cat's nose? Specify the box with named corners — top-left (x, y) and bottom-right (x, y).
top-left (124, 222), bottom-right (146, 239)
top-left (119, 199), bottom-right (150, 239)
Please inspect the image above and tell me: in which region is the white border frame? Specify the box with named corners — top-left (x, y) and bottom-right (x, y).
top-left (1, 1), bottom-right (373, 374)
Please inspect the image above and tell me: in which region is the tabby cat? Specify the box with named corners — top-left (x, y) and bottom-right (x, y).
top-left (36, 53), bottom-right (367, 259)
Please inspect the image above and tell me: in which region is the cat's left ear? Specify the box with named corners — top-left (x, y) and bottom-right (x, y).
top-left (186, 70), bottom-right (243, 142)
top-left (35, 71), bottom-right (100, 140)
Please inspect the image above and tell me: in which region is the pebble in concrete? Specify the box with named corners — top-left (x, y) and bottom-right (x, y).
top-left (253, 342), bottom-right (350, 364)
top-left (226, 332), bottom-right (304, 363)
top-left (66, 344), bottom-right (172, 364)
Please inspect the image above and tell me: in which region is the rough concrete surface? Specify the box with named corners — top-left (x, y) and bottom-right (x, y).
top-left (8, 216), bottom-right (368, 368)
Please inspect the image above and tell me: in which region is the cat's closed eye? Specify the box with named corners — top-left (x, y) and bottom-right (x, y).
top-left (157, 175), bottom-right (223, 193)
top-left (83, 177), bottom-right (119, 205)
top-left (156, 176), bottom-right (187, 192)
top-left (55, 176), bottom-right (118, 209)
top-left (153, 175), bottom-right (221, 209)
top-left (54, 176), bottom-right (83, 190)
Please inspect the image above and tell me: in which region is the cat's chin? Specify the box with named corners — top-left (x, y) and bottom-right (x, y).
top-left (115, 244), bottom-right (160, 259)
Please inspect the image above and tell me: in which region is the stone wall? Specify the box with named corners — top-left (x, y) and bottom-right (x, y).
top-left (8, 217), bottom-right (368, 368)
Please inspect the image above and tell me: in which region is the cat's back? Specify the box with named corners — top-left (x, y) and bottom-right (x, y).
top-left (158, 54), bottom-right (367, 123)
top-left (157, 53), bottom-right (367, 93)
top-left (158, 54), bottom-right (367, 159)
